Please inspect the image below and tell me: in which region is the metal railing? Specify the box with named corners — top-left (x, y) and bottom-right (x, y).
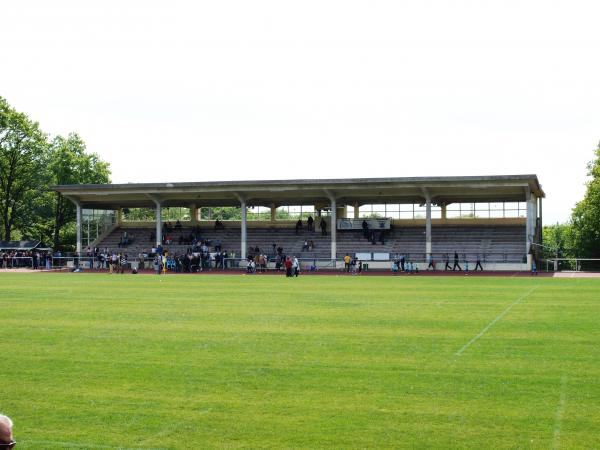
top-left (541, 258), bottom-right (600, 272)
top-left (6, 253), bottom-right (532, 273)
top-left (340, 252), bottom-right (527, 264)
top-left (0, 257), bottom-right (34, 268)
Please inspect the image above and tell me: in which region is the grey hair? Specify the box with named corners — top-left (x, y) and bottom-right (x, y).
top-left (0, 414), bottom-right (12, 428)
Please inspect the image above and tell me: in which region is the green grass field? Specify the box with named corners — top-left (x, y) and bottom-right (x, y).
top-left (1, 272), bottom-right (599, 449)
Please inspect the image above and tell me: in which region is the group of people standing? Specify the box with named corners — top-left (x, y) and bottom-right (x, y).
top-left (361, 220), bottom-right (386, 245)
top-left (295, 215), bottom-right (328, 236)
top-left (246, 253), bottom-right (299, 277)
top-left (440, 252), bottom-right (484, 271)
top-left (343, 253), bottom-right (363, 274)
top-left (392, 252), bottom-right (484, 273)
top-left (0, 250), bottom-right (51, 269)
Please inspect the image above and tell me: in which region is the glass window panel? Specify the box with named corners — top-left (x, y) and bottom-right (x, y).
top-left (300, 210), bottom-right (314, 219)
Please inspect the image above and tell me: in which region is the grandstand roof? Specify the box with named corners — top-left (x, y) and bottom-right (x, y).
top-left (53, 175), bottom-right (544, 209)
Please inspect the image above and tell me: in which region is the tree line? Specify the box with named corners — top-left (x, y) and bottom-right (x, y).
top-left (543, 142), bottom-right (600, 259)
top-left (0, 96), bottom-right (110, 249)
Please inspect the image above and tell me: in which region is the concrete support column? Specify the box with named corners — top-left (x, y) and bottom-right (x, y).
top-left (441, 204), bottom-right (447, 220)
top-left (154, 201), bottom-right (162, 247)
top-left (240, 200), bottom-right (247, 260)
top-left (190, 204), bottom-right (198, 225)
top-left (330, 198), bottom-right (337, 260)
top-left (76, 204), bottom-right (82, 255)
top-left (270, 204), bottom-right (276, 222)
top-left (525, 189), bottom-right (536, 253)
top-left (538, 197), bottom-right (543, 246)
top-left (425, 198), bottom-right (432, 256)
top-left (353, 204), bottom-right (360, 219)
top-left (117, 208), bottom-right (123, 225)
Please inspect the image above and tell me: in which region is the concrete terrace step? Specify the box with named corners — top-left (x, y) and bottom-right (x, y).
top-left (96, 225), bottom-right (526, 262)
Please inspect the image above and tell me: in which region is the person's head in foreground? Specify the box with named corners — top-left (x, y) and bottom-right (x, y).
top-left (0, 414), bottom-right (15, 449)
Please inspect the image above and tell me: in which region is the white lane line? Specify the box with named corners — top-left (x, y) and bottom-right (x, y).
top-left (455, 285), bottom-right (539, 356)
top-left (552, 375), bottom-right (568, 450)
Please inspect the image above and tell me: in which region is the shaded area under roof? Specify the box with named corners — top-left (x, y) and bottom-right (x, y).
top-left (53, 175), bottom-right (545, 210)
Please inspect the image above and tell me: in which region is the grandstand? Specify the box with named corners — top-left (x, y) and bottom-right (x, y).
top-left (53, 175), bottom-right (544, 270)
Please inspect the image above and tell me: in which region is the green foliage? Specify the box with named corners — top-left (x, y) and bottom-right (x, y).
top-left (2, 274), bottom-right (600, 448)
top-left (209, 206), bottom-right (243, 220)
top-left (542, 142), bottom-right (600, 259)
top-left (570, 142), bottom-right (600, 257)
top-left (363, 212), bottom-right (384, 219)
top-left (542, 223), bottom-right (574, 258)
top-left (122, 208), bottom-right (156, 221)
top-left (0, 96), bottom-right (50, 240)
top-left (48, 133), bottom-right (111, 247)
top-left (123, 207), bottom-right (191, 222)
top-left (0, 96), bottom-right (111, 247)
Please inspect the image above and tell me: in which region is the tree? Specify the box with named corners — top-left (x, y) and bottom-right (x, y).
top-left (570, 142), bottom-right (600, 257)
top-left (49, 133), bottom-right (110, 248)
top-left (0, 96), bottom-right (49, 241)
top-left (542, 223), bottom-right (573, 258)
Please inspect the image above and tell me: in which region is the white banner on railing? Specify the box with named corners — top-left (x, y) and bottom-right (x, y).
top-left (337, 218), bottom-right (391, 230)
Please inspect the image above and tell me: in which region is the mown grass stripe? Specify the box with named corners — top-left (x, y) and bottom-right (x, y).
top-left (552, 374), bottom-right (568, 450)
top-left (23, 440), bottom-right (162, 450)
top-left (455, 285), bottom-right (539, 356)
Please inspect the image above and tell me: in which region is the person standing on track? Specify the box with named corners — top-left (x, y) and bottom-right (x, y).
top-left (475, 254), bottom-right (483, 271)
top-left (344, 253), bottom-right (351, 272)
top-left (452, 251), bottom-right (462, 271)
top-left (427, 253), bottom-right (435, 271)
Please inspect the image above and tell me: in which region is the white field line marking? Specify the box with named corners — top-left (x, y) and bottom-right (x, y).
top-left (455, 285), bottom-right (539, 356)
top-left (552, 375), bottom-right (568, 450)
